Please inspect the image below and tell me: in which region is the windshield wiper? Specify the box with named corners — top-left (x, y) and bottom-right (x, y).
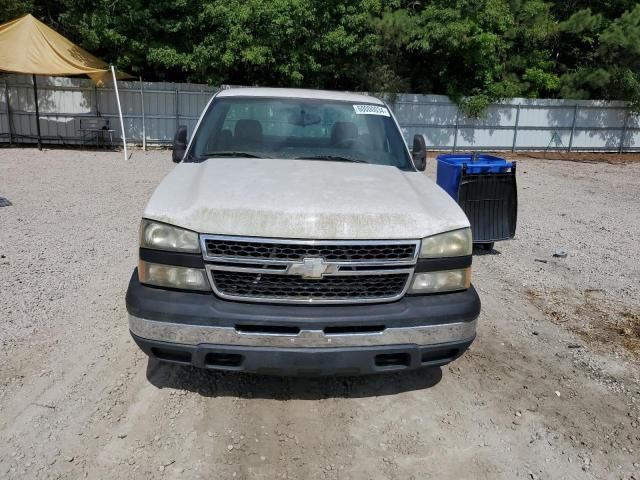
top-left (201, 151), bottom-right (271, 158)
top-left (294, 155), bottom-right (368, 164)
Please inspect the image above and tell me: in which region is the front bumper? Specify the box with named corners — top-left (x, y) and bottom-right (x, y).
top-left (126, 270), bottom-right (480, 375)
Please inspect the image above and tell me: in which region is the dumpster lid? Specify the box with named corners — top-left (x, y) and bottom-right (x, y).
top-left (437, 153), bottom-right (512, 168)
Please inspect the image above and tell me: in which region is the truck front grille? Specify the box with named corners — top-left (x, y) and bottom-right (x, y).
top-left (204, 238), bottom-right (416, 262)
top-left (211, 271), bottom-right (410, 302)
top-left (200, 235), bottom-right (420, 305)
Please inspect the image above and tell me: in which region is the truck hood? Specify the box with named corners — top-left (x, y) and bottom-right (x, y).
top-left (144, 158), bottom-right (469, 240)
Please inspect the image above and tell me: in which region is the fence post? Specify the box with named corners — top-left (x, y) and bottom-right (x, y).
top-left (453, 107), bottom-right (459, 152)
top-left (512, 104), bottom-right (521, 152)
top-left (618, 109), bottom-right (629, 154)
top-left (32, 74), bottom-right (42, 150)
top-left (140, 77), bottom-right (146, 151)
top-left (568, 104), bottom-right (578, 152)
top-left (175, 88), bottom-right (180, 132)
top-left (4, 82), bottom-right (12, 144)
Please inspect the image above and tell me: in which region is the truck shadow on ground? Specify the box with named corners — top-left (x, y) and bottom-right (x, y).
top-left (472, 246), bottom-right (501, 256)
top-left (145, 359), bottom-right (443, 400)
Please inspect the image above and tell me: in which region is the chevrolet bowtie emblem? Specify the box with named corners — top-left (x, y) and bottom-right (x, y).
top-left (288, 257), bottom-right (329, 279)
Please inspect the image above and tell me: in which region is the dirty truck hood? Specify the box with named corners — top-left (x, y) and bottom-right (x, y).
top-left (144, 158), bottom-right (469, 240)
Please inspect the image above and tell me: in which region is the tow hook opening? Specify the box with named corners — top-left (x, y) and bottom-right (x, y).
top-left (150, 347), bottom-right (192, 365)
top-left (205, 352), bottom-right (244, 367)
top-left (375, 352), bottom-right (411, 368)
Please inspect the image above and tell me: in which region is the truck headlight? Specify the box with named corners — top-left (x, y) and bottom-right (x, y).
top-left (408, 268), bottom-right (471, 294)
top-left (420, 228), bottom-right (472, 258)
top-left (140, 219), bottom-right (200, 253)
top-left (412, 229), bottom-right (473, 293)
top-left (138, 260), bottom-right (210, 291)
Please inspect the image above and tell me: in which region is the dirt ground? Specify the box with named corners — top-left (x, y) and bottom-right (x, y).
top-left (1, 148), bottom-right (639, 480)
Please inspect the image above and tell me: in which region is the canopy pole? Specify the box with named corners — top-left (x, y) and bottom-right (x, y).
top-left (110, 65), bottom-right (128, 160)
top-left (32, 74), bottom-right (42, 150)
top-left (139, 76), bottom-right (146, 152)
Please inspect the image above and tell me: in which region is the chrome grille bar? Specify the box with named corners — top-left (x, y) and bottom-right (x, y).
top-left (200, 235), bottom-right (420, 304)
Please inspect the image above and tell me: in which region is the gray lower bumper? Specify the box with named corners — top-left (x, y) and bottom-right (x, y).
top-left (131, 332), bottom-right (474, 375)
top-left (126, 272), bottom-right (480, 374)
top-left (129, 314), bottom-right (477, 348)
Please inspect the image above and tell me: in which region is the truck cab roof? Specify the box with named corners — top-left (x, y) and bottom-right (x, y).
top-left (216, 87), bottom-right (386, 105)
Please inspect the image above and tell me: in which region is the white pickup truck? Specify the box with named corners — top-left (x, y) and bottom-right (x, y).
top-left (126, 88), bottom-right (480, 375)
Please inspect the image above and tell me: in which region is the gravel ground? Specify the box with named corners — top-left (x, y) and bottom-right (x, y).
top-left (0, 147), bottom-right (639, 480)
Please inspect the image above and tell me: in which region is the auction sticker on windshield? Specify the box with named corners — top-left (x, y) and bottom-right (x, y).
top-left (353, 104), bottom-right (390, 116)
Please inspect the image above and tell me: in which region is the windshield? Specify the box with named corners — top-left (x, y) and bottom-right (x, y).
top-left (188, 97), bottom-right (413, 170)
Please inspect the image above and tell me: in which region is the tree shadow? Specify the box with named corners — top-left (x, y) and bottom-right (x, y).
top-left (1, 73), bottom-right (155, 146)
top-left (390, 94), bottom-right (517, 149)
top-left (391, 93), bottom-right (458, 148)
top-left (457, 103), bottom-right (515, 147)
top-left (66, 44), bottom-right (108, 70)
top-left (2, 73), bottom-right (95, 145)
top-left (544, 100), bottom-right (638, 151)
top-left (145, 358), bottom-right (443, 400)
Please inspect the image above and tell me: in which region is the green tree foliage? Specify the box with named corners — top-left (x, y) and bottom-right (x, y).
top-left (2, 0), bottom-right (639, 114)
top-left (555, 4), bottom-right (640, 110)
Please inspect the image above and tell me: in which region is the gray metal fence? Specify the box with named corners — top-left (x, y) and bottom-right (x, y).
top-left (394, 94), bottom-right (639, 152)
top-left (1, 74), bottom-right (639, 151)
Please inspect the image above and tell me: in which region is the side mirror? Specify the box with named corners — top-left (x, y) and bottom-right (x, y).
top-left (172, 125), bottom-right (188, 163)
top-left (411, 134), bottom-right (427, 171)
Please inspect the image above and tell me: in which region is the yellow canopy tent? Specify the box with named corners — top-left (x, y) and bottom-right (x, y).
top-left (0, 14), bottom-right (130, 158)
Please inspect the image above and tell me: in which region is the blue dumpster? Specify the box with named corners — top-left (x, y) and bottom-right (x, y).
top-left (436, 153), bottom-right (517, 247)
